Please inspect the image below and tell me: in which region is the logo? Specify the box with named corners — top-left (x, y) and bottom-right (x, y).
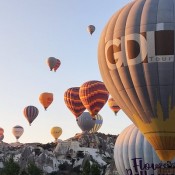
top-left (105, 30), bottom-right (174, 70)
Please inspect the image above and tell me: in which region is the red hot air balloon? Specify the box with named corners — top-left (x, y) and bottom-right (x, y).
top-left (53, 59), bottom-right (61, 72)
top-left (79, 80), bottom-right (109, 119)
top-left (108, 97), bottom-right (121, 115)
top-left (64, 87), bottom-right (86, 120)
top-left (23, 106), bottom-right (39, 126)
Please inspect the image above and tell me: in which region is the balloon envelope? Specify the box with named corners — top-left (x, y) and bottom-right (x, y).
top-left (98, 0), bottom-right (175, 161)
top-left (23, 106), bottom-right (39, 125)
top-left (114, 124), bottom-right (175, 175)
top-left (87, 25), bottom-right (95, 35)
top-left (108, 97), bottom-right (120, 115)
top-left (77, 112), bottom-right (95, 132)
top-left (12, 125), bottom-right (24, 141)
top-left (79, 80), bottom-right (109, 119)
top-left (64, 87), bottom-right (86, 119)
top-left (46, 57), bottom-right (57, 71)
top-left (39, 92), bottom-right (53, 110)
top-left (89, 114), bottom-right (103, 133)
top-left (50, 127), bottom-right (62, 141)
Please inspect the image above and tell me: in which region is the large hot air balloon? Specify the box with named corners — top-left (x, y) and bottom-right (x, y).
top-left (79, 80), bottom-right (109, 119)
top-left (39, 92), bottom-right (53, 110)
top-left (12, 125), bottom-right (24, 142)
top-left (108, 97), bottom-right (120, 115)
top-left (89, 114), bottom-right (103, 133)
top-left (23, 105), bottom-right (39, 125)
top-left (64, 87), bottom-right (86, 120)
top-left (87, 25), bottom-right (95, 35)
top-left (114, 124), bottom-right (175, 175)
top-left (46, 57), bottom-right (57, 71)
top-left (77, 112), bottom-right (95, 132)
top-left (50, 127), bottom-right (62, 142)
top-left (98, 0), bottom-right (175, 161)
top-left (53, 58), bottom-right (61, 72)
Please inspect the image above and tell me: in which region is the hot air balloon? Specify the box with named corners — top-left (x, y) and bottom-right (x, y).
top-left (12, 125), bottom-right (24, 142)
top-left (50, 127), bottom-right (62, 142)
top-left (108, 97), bottom-right (120, 115)
top-left (77, 112), bottom-right (95, 132)
top-left (53, 58), bottom-right (61, 72)
top-left (39, 92), bottom-right (53, 110)
top-left (89, 114), bottom-right (103, 133)
top-left (64, 87), bottom-right (86, 120)
top-left (98, 0), bottom-right (175, 161)
top-left (114, 124), bottom-right (175, 175)
top-left (87, 25), bottom-right (95, 35)
top-left (23, 105), bottom-right (39, 125)
top-left (79, 80), bottom-right (109, 119)
top-left (46, 57), bottom-right (57, 71)
top-left (0, 128), bottom-right (4, 136)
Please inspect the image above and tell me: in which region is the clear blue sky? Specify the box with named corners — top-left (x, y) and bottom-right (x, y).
top-left (0, 0), bottom-right (132, 143)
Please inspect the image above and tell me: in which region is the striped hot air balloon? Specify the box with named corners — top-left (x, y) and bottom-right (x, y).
top-left (39, 92), bottom-right (53, 110)
top-left (53, 58), bottom-right (61, 72)
top-left (108, 97), bottom-right (121, 115)
top-left (79, 80), bottom-right (109, 119)
top-left (23, 106), bottom-right (39, 125)
top-left (89, 114), bottom-right (103, 133)
top-left (64, 87), bottom-right (86, 120)
top-left (12, 125), bottom-right (24, 142)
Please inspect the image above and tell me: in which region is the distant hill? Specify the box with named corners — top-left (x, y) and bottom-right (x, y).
top-left (0, 132), bottom-right (119, 175)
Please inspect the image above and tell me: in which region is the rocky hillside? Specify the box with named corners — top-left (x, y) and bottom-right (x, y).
top-left (0, 132), bottom-right (119, 175)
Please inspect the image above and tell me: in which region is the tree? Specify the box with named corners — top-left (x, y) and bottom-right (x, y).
top-left (2, 156), bottom-right (20, 175)
top-left (26, 162), bottom-right (43, 175)
top-left (91, 163), bottom-right (101, 175)
top-left (81, 160), bottom-right (90, 175)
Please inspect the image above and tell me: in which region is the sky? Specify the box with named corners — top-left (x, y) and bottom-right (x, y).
top-left (0, 0), bottom-right (133, 144)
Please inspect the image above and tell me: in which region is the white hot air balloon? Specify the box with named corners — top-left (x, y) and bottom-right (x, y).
top-left (114, 124), bottom-right (175, 175)
top-left (12, 125), bottom-right (24, 142)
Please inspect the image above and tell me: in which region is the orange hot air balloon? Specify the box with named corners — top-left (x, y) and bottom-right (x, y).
top-left (46, 57), bottom-right (57, 71)
top-left (53, 58), bottom-right (61, 72)
top-left (108, 97), bottom-right (120, 115)
top-left (79, 80), bottom-right (109, 119)
top-left (64, 87), bottom-right (86, 120)
top-left (39, 92), bottom-right (53, 110)
top-left (98, 0), bottom-right (175, 161)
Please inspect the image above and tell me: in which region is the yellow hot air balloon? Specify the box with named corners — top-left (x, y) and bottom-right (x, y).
top-left (50, 127), bottom-right (62, 142)
top-left (98, 0), bottom-right (175, 161)
top-left (39, 92), bottom-right (53, 110)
